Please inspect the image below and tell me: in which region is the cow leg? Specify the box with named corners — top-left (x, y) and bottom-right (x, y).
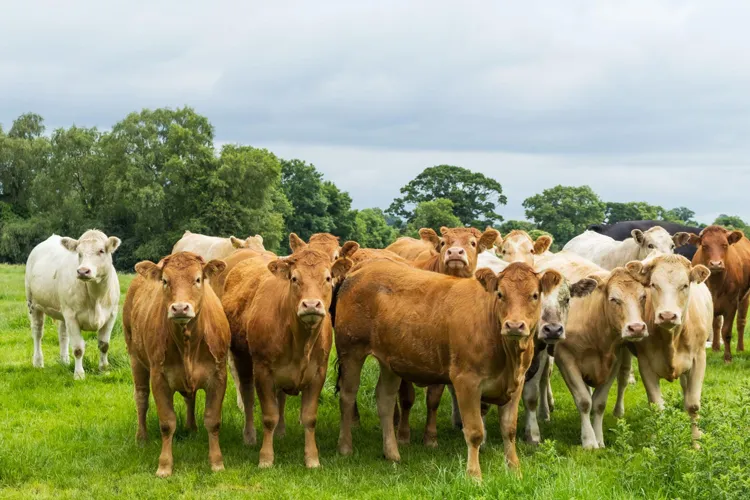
top-left (300, 367), bottom-right (326, 468)
top-left (57, 320), bottom-right (69, 365)
top-left (523, 352), bottom-right (545, 445)
top-left (204, 374), bottom-right (226, 472)
top-left (275, 391), bottom-right (287, 438)
top-left (499, 384), bottom-right (523, 472)
top-left (555, 350), bottom-right (598, 449)
top-left (737, 292), bottom-right (749, 352)
top-left (29, 307), bottom-right (45, 368)
top-left (375, 362), bottom-right (402, 462)
top-left (453, 376), bottom-right (484, 479)
top-left (592, 359), bottom-right (621, 448)
top-left (683, 351), bottom-right (706, 447)
top-left (397, 381), bottom-right (415, 444)
top-left (614, 349), bottom-right (632, 418)
top-left (721, 306), bottom-right (738, 363)
top-left (64, 315), bottom-right (86, 380)
top-left (539, 355), bottom-right (553, 421)
top-left (151, 375), bottom-right (176, 478)
top-left (711, 316), bottom-right (723, 351)
top-left (181, 391), bottom-right (198, 432)
top-left (337, 352), bottom-right (366, 456)
top-left (131, 358), bottom-right (150, 443)
top-left (227, 356), bottom-right (244, 412)
top-left (255, 365), bottom-right (278, 468)
top-left (637, 357), bottom-right (664, 410)
top-left (448, 385), bottom-right (463, 429)
top-left (423, 384), bottom-right (444, 448)
top-left (96, 315), bottom-right (116, 371)
top-left (231, 348), bottom-right (255, 446)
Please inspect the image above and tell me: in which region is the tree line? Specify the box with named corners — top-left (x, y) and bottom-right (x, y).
top-left (1, 107), bottom-right (748, 269)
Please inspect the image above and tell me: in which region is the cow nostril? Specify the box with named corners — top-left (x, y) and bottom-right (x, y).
top-left (458, 249), bottom-right (465, 255)
top-left (543, 324), bottom-right (563, 335)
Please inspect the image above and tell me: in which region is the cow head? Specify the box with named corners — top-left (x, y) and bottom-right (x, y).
top-left (60, 230), bottom-right (121, 282)
top-left (590, 267), bottom-right (649, 341)
top-left (289, 232), bottom-right (342, 262)
top-left (631, 227), bottom-right (689, 260)
top-left (688, 225), bottom-right (744, 273)
top-left (135, 252), bottom-right (225, 325)
top-left (230, 234), bottom-right (265, 252)
top-left (268, 249), bottom-right (353, 326)
top-left (436, 226), bottom-right (498, 278)
top-left (476, 263), bottom-right (562, 339)
top-left (499, 230), bottom-right (553, 265)
top-left (537, 276), bottom-right (598, 343)
top-left (627, 255), bottom-right (710, 330)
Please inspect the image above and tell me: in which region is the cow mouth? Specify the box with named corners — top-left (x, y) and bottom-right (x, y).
top-left (502, 329), bottom-right (530, 339)
top-left (169, 315), bottom-right (194, 324)
top-left (655, 319), bottom-right (681, 330)
top-left (77, 275), bottom-right (94, 282)
top-left (445, 258), bottom-right (467, 269)
top-left (540, 336), bottom-right (564, 344)
top-left (622, 331), bottom-right (648, 342)
top-left (708, 266), bottom-right (724, 273)
top-left (298, 311), bottom-right (326, 323)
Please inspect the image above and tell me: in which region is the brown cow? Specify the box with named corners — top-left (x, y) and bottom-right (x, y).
top-left (222, 249), bottom-right (353, 468)
top-left (689, 225), bottom-right (750, 362)
top-left (123, 252), bottom-right (229, 477)
top-left (289, 232), bottom-right (342, 261)
top-left (340, 241), bottom-right (410, 266)
top-left (385, 228), bottom-right (440, 262)
top-left (335, 261), bottom-right (561, 479)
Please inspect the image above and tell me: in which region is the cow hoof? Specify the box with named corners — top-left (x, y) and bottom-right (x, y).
top-left (423, 437), bottom-right (438, 449)
top-left (99, 362), bottom-right (109, 371)
top-left (582, 442), bottom-right (598, 450)
top-left (338, 443), bottom-right (353, 456)
top-left (156, 466), bottom-right (172, 478)
top-left (258, 458), bottom-right (274, 469)
top-left (73, 371), bottom-right (85, 381)
top-left (597, 441), bottom-right (605, 449)
top-left (136, 431), bottom-right (148, 443)
top-left (724, 357), bottom-right (732, 364)
top-left (384, 450), bottom-right (401, 462)
top-left (466, 467), bottom-right (482, 481)
top-left (305, 457), bottom-right (320, 469)
top-left (33, 356), bottom-right (44, 368)
top-left (613, 407), bottom-right (624, 419)
top-left (211, 462), bottom-right (225, 472)
top-left (524, 431), bottom-right (540, 446)
top-left (244, 433), bottom-right (257, 447)
top-left (60, 356), bottom-right (70, 365)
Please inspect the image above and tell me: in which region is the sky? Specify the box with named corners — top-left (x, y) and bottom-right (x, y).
top-left (2, 0), bottom-right (749, 224)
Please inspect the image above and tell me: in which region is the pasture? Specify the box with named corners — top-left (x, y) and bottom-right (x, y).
top-left (1, 263), bottom-right (749, 499)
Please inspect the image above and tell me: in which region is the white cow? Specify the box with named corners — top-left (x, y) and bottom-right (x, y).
top-left (172, 230), bottom-right (265, 261)
top-left (497, 230), bottom-right (553, 264)
top-left (563, 227), bottom-right (690, 270)
top-left (25, 230), bottom-right (121, 379)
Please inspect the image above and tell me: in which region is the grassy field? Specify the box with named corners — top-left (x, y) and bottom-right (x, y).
top-left (1, 264), bottom-right (749, 499)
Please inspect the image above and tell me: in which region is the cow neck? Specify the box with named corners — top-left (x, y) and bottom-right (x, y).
top-left (84, 266), bottom-right (113, 296)
top-left (706, 248), bottom-right (740, 296)
top-left (281, 289), bottom-right (324, 363)
top-left (483, 293), bottom-right (532, 379)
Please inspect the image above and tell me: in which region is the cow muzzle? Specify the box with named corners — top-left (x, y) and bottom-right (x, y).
top-left (169, 302), bottom-right (195, 323)
top-left (444, 247), bottom-right (468, 269)
top-left (502, 320), bottom-right (530, 339)
top-left (708, 260), bottom-right (725, 272)
top-left (539, 323), bottom-right (565, 343)
top-left (298, 299), bottom-right (326, 323)
top-left (77, 267), bottom-right (94, 281)
top-left (622, 322), bottom-right (648, 341)
top-left (656, 310), bottom-right (681, 329)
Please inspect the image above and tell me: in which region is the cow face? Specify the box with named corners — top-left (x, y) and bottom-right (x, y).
top-left (538, 277), bottom-right (597, 343)
top-left (688, 226), bottom-right (744, 273)
top-left (631, 227), bottom-right (681, 260)
top-left (628, 256), bottom-right (710, 330)
top-left (60, 230), bottom-right (121, 282)
top-left (135, 252), bottom-right (226, 325)
top-left (476, 263), bottom-right (562, 339)
top-left (230, 234), bottom-right (265, 252)
top-left (499, 230), bottom-right (552, 265)
top-left (592, 267), bottom-right (649, 341)
top-left (268, 249), bottom-right (352, 326)
top-left (438, 226), bottom-right (499, 278)
top-left (289, 232), bottom-right (342, 262)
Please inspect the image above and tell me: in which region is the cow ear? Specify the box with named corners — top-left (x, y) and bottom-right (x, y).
top-left (728, 230), bottom-right (744, 245)
top-left (571, 278), bottom-right (598, 298)
top-left (341, 241), bottom-right (360, 258)
top-left (439, 226), bottom-right (449, 236)
top-left (475, 268), bottom-right (499, 293)
top-left (538, 269), bottom-right (562, 294)
top-left (135, 260), bottom-right (162, 280)
top-left (478, 229), bottom-right (500, 253)
top-left (332, 257), bottom-right (353, 280)
top-left (106, 236), bottom-right (121, 253)
top-left (268, 258), bottom-right (292, 280)
top-left (587, 273), bottom-right (607, 289)
top-left (672, 232), bottom-right (691, 248)
top-left (230, 236), bottom-right (246, 249)
top-left (690, 264), bottom-right (710, 284)
top-left (203, 259), bottom-right (226, 279)
top-left (533, 235), bottom-right (553, 255)
top-left (631, 229), bottom-right (645, 245)
top-left (626, 261), bottom-right (652, 285)
top-left (688, 233), bottom-right (701, 246)
top-left (418, 228), bottom-right (440, 251)
top-left (60, 237), bottom-right (79, 252)
top-left (289, 233), bottom-right (307, 253)
top-left (254, 234), bottom-right (263, 244)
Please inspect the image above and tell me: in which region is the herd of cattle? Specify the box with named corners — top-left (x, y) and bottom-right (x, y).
top-left (22, 220), bottom-right (750, 479)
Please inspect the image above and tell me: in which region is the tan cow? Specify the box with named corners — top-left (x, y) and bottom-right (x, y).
top-left (289, 232), bottom-right (342, 261)
top-left (340, 241), bottom-right (410, 266)
top-left (536, 251), bottom-right (649, 449)
top-left (498, 230), bottom-right (553, 264)
top-left (385, 228), bottom-right (440, 262)
top-left (335, 260), bottom-right (561, 479)
top-left (123, 252), bottom-right (230, 477)
top-left (222, 249), bottom-right (352, 468)
top-left (626, 254), bottom-right (712, 445)
top-left (172, 230), bottom-right (266, 260)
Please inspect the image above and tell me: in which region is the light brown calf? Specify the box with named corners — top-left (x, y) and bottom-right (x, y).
top-left (172, 230), bottom-right (266, 260)
top-left (385, 228), bottom-right (440, 261)
top-left (499, 230), bottom-right (553, 264)
top-left (335, 261), bottom-right (561, 479)
top-left (123, 252), bottom-right (230, 477)
top-left (222, 249), bottom-right (352, 468)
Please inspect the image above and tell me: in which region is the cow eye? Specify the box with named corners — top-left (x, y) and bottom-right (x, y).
top-left (532, 292), bottom-right (539, 300)
top-left (440, 241), bottom-right (446, 247)
top-left (99, 249), bottom-right (105, 255)
top-left (647, 244), bottom-right (654, 249)
top-left (471, 241), bottom-right (476, 247)
top-left (564, 298), bottom-right (570, 305)
top-left (681, 284), bottom-right (689, 291)
top-left (195, 277), bottom-right (201, 284)
top-left (326, 276), bottom-right (332, 283)
top-left (530, 249), bottom-right (535, 254)
top-left (670, 244), bottom-right (675, 250)
top-left (496, 291), bottom-right (503, 299)
top-left (609, 297), bottom-right (621, 304)
top-left (161, 279), bottom-right (168, 286)
top-left (292, 276), bottom-right (298, 283)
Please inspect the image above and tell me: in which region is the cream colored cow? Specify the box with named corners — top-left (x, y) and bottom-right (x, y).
top-left (172, 231), bottom-right (265, 261)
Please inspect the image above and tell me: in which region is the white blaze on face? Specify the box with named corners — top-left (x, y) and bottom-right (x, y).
top-left (500, 234), bottom-right (535, 265)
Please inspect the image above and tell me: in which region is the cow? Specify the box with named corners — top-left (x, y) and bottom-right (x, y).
top-left (385, 229), bottom-right (439, 262)
top-left (335, 260), bottom-right (562, 479)
top-left (563, 227), bottom-right (690, 271)
top-left (172, 230), bottom-right (266, 260)
top-left (25, 230), bottom-right (121, 380)
top-left (588, 220), bottom-right (701, 261)
top-left (689, 226), bottom-right (750, 362)
top-left (289, 232), bottom-right (342, 261)
top-left (222, 248), bottom-right (353, 468)
top-left (626, 254), bottom-right (712, 446)
top-left (536, 251), bottom-right (649, 449)
top-left (123, 252), bottom-right (230, 477)
top-left (497, 230), bottom-right (553, 264)
top-left (340, 241), bottom-right (410, 266)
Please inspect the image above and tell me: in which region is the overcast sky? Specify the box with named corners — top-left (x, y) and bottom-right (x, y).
top-left (2, 0), bottom-right (749, 223)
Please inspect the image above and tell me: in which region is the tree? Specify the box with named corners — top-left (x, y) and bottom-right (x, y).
top-left (388, 165), bottom-right (506, 227)
top-left (405, 198), bottom-right (462, 236)
top-left (605, 201), bottom-right (665, 224)
top-left (523, 185), bottom-right (606, 245)
top-left (281, 159), bottom-right (333, 242)
top-left (498, 220), bottom-right (536, 234)
top-left (351, 208), bottom-right (399, 248)
top-left (663, 207), bottom-right (699, 226)
top-left (322, 181), bottom-right (357, 241)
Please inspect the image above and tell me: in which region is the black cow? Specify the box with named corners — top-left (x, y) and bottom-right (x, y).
top-left (587, 220), bottom-right (702, 260)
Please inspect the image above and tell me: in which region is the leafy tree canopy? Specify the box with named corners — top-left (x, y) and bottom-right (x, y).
top-left (523, 185), bottom-right (606, 245)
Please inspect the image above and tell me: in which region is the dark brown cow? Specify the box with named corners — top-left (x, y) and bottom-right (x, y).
top-left (123, 252), bottom-right (230, 477)
top-left (689, 226), bottom-right (750, 361)
top-left (222, 249), bottom-right (352, 468)
top-left (335, 261), bottom-right (561, 479)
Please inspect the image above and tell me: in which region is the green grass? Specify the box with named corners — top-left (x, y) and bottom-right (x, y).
top-left (1, 263), bottom-right (749, 499)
